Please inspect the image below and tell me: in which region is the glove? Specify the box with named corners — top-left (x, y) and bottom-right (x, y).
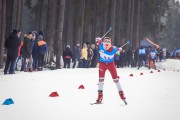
top-left (118, 47), bottom-right (122, 52)
top-left (95, 37), bottom-right (102, 45)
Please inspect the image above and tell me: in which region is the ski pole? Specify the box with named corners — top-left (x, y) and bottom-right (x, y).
top-left (121, 41), bottom-right (130, 48)
top-left (101, 27), bottom-right (112, 39)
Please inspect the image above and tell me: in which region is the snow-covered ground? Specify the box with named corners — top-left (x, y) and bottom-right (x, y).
top-left (0, 59), bottom-right (180, 120)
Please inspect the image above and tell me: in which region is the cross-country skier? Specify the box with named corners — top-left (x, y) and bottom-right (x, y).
top-left (148, 48), bottom-right (157, 69)
top-left (94, 37), bottom-right (127, 105)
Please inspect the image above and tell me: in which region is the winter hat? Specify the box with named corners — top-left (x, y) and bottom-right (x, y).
top-left (17, 30), bottom-right (21, 33)
top-left (86, 41), bottom-right (90, 46)
top-left (28, 32), bottom-right (33, 35)
top-left (66, 45), bottom-right (70, 48)
top-left (13, 29), bottom-right (18, 34)
top-left (38, 35), bottom-right (43, 40)
top-left (104, 37), bottom-right (111, 43)
top-left (83, 43), bottom-right (87, 47)
top-left (95, 37), bottom-right (101, 41)
top-left (76, 41), bottom-right (80, 44)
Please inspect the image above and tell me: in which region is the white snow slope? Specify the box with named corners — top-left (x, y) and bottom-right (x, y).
top-left (0, 59), bottom-right (180, 120)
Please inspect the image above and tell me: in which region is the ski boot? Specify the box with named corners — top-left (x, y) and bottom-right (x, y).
top-left (96, 90), bottom-right (103, 103)
top-left (119, 91), bottom-right (127, 105)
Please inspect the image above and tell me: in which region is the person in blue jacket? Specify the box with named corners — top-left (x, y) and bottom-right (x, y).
top-left (37, 35), bottom-right (48, 71)
top-left (138, 46), bottom-right (147, 69)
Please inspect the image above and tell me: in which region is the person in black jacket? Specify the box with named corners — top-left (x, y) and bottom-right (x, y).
top-left (21, 32), bottom-right (33, 72)
top-left (126, 48), bottom-right (133, 67)
top-left (90, 44), bottom-right (98, 68)
top-left (4, 29), bottom-right (21, 74)
top-left (72, 41), bottom-right (81, 68)
top-left (63, 45), bottom-right (72, 68)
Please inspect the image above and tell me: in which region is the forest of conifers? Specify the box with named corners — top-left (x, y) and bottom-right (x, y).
top-left (0, 0), bottom-right (180, 68)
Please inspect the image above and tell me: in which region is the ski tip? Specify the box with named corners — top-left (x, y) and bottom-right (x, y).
top-left (90, 102), bottom-right (103, 105)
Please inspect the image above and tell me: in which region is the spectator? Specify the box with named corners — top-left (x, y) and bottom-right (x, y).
top-left (72, 41), bottom-right (81, 68)
top-left (37, 35), bottom-right (48, 71)
top-left (63, 45), bottom-right (72, 68)
top-left (32, 31), bottom-right (39, 71)
top-left (126, 47), bottom-right (133, 67)
top-left (86, 42), bottom-right (93, 68)
top-left (91, 44), bottom-right (98, 68)
top-left (4, 29), bottom-right (21, 74)
top-left (21, 32), bottom-right (33, 72)
top-left (79, 43), bottom-right (88, 68)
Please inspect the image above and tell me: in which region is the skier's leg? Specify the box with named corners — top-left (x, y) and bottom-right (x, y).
top-left (108, 62), bottom-right (127, 104)
top-left (96, 62), bottom-right (107, 103)
top-left (108, 62), bottom-right (123, 91)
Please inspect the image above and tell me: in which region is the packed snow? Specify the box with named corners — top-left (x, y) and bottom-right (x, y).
top-left (0, 59), bottom-right (180, 120)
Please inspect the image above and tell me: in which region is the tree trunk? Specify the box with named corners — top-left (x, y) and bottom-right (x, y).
top-left (55, 0), bottom-right (66, 69)
top-left (12, 0), bottom-right (22, 30)
top-left (139, 0), bottom-right (144, 41)
top-left (126, 0), bottom-right (132, 48)
top-left (109, 0), bottom-right (116, 44)
top-left (12, 0), bottom-right (18, 29)
top-left (75, 0), bottom-right (85, 45)
top-left (0, 0), bottom-right (6, 68)
top-left (5, 0), bottom-right (13, 38)
top-left (15, 0), bottom-right (22, 30)
top-left (130, 0), bottom-right (135, 48)
top-left (65, 0), bottom-right (73, 47)
top-left (115, 0), bottom-right (123, 46)
top-left (92, 0), bottom-right (97, 42)
top-left (38, 0), bottom-right (46, 32)
top-left (134, 0), bottom-right (141, 49)
top-left (46, 0), bottom-right (57, 64)
top-left (101, 0), bottom-right (108, 41)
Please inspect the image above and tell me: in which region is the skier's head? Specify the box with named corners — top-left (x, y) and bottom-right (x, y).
top-left (96, 37), bottom-right (101, 41)
top-left (38, 35), bottom-right (43, 41)
top-left (103, 37), bottom-right (111, 50)
top-left (83, 43), bottom-right (87, 48)
top-left (66, 45), bottom-right (70, 48)
top-left (76, 41), bottom-right (80, 47)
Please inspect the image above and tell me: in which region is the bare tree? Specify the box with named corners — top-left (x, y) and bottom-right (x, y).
top-left (134, 0), bottom-right (142, 49)
top-left (75, 0), bottom-right (85, 45)
top-left (66, 0), bottom-right (74, 48)
top-left (109, 0), bottom-right (116, 44)
top-left (55, 0), bottom-right (66, 69)
top-left (46, 0), bottom-right (57, 64)
top-left (12, 0), bottom-right (23, 30)
top-left (0, 0), bottom-right (6, 68)
top-left (38, 0), bottom-right (46, 32)
top-left (115, 0), bottom-right (123, 46)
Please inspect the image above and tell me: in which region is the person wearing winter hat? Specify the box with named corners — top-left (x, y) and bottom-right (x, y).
top-left (93, 37), bottom-right (127, 105)
top-left (63, 45), bottom-right (72, 68)
top-left (37, 35), bottom-right (48, 71)
top-left (72, 41), bottom-right (81, 68)
top-left (4, 29), bottom-right (21, 74)
top-left (21, 32), bottom-right (33, 72)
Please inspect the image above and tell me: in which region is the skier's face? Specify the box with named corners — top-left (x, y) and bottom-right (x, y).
top-left (104, 42), bottom-right (111, 50)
